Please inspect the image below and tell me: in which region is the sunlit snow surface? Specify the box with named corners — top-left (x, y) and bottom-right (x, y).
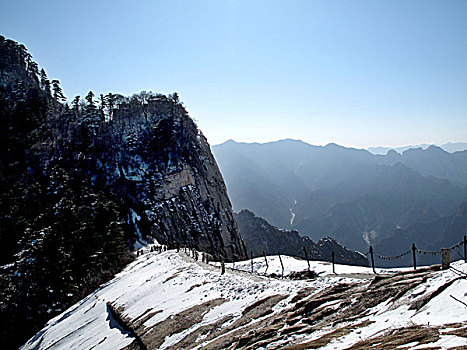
top-left (22, 249), bottom-right (467, 349)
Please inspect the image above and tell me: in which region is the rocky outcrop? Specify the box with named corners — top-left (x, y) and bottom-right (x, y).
top-left (105, 96), bottom-right (245, 259)
top-left (108, 100), bottom-right (247, 260)
top-left (0, 35), bottom-right (246, 262)
top-left (235, 209), bottom-right (368, 266)
top-left (0, 36), bottom-right (246, 349)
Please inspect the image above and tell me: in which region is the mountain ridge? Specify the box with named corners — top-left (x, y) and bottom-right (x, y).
top-left (235, 209), bottom-right (369, 266)
top-left (215, 139), bottom-right (467, 154)
top-left (213, 138), bottom-right (467, 262)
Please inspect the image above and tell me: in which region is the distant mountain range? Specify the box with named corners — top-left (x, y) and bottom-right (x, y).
top-left (212, 139), bottom-right (467, 265)
top-left (368, 142), bottom-right (467, 155)
top-left (235, 209), bottom-right (368, 266)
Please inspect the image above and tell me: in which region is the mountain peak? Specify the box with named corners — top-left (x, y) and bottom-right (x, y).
top-left (324, 142), bottom-right (343, 148)
top-left (220, 139), bottom-right (238, 145)
top-left (426, 145), bottom-right (447, 154)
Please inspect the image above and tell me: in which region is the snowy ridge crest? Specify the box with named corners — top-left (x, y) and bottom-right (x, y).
top-left (22, 248), bottom-right (467, 350)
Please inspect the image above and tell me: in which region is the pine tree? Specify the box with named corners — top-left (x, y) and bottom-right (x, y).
top-left (170, 92), bottom-right (180, 104)
top-left (105, 93), bottom-right (115, 121)
top-left (99, 94), bottom-right (106, 121)
top-left (40, 69), bottom-right (51, 94)
top-left (85, 90), bottom-right (95, 107)
top-left (72, 96), bottom-right (80, 113)
top-left (28, 61), bottom-right (39, 81)
top-left (51, 80), bottom-right (66, 102)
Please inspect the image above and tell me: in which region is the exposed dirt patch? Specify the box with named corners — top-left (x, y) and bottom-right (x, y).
top-left (286, 320), bottom-right (374, 349)
top-left (171, 294), bottom-right (288, 350)
top-left (119, 298), bottom-right (225, 350)
top-left (162, 266), bottom-right (188, 283)
top-left (346, 325), bottom-right (441, 350)
top-left (139, 298), bottom-right (225, 349)
top-left (441, 326), bottom-right (467, 338)
top-left (132, 309), bottom-right (163, 330)
top-left (120, 264), bottom-right (460, 350)
top-left (289, 270), bottom-right (319, 280)
top-left (245, 268), bottom-right (436, 348)
top-left (165, 315), bottom-right (234, 350)
top-left (185, 283), bottom-right (203, 293)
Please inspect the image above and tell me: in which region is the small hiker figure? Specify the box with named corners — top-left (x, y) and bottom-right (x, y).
top-left (221, 260), bottom-right (225, 275)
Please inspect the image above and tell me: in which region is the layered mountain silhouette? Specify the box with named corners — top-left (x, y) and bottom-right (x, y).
top-left (213, 139), bottom-right (467, 263)
top-left (368, 142), bottom-right (467, 155)
top-left (235, 209), bottom-right (368, 266)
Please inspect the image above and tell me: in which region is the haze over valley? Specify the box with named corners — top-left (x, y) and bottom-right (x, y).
top-left (213, 139), bottom-right (467, 266)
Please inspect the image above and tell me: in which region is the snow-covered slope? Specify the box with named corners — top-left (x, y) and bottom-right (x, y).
top-left (22, 248), bottom-right (467, 349)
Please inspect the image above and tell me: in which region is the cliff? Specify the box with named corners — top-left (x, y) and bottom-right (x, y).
top-left (0, 36), bottom-right (245, 349)
top-left (92, 95), bottom-right (247, 261)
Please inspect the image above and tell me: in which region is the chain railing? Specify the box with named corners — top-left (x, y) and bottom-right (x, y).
top-left (375, 249), bottom-right (412, 261)
top-left (368, 236), bottom-right (466, 271)
top-left (416, 249), bottom-right (440, 256)
top-left (144, 236), bottom-right (466, 277)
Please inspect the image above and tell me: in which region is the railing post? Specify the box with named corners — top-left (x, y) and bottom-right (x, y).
top-left (441, 248), bottom-right (450, 270)
top-left (263, 250), bottom-right (268, 270)
top-left (412, 243), bottom-right (417, 270)
top-left (278, 251), bottom-right (284, 277)
top-left (464, 235), bottom-right (466, 263)
top-left (250, 250), bottom-right (254, 273)
top-left (332, 251), bottom-right (335, 274)
top-left (303, 246), bottom-right (310, 271)
top-left (369, 246), bottom-right (376, 274)
top-left (231, 246), bottom-right (235, 269)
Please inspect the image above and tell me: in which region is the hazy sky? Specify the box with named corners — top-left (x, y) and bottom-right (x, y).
top-left (1, 0), bottom-right (466, 148)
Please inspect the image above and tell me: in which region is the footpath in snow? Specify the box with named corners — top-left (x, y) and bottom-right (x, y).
top-left (22, 248), bottom-right (467, 350)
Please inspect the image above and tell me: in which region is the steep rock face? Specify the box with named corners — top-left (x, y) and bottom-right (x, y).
top-left (235, 209), bottom-right (368, 266)
top-left (0, 36), bottom-right (246, 349)
top-left (107, 102), bottom-right (247, 260)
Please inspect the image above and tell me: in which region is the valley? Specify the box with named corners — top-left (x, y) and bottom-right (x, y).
top-left (213, 139), bottom-right (467, 266)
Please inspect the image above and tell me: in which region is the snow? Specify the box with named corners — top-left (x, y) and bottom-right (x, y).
top-left (411, 278), bottom-right (466, 325)
top-left (21, 251), bottom-right (314, 350)
top-left (314, 261), bottom-right (467, 350)
top-left (220, 254), bottom-right (410, 277)
top-left (21, 250), bottom-right (467, 350)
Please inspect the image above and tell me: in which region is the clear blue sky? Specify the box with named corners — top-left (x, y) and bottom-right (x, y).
top-left (1, 0), bottom-right (466, 148)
